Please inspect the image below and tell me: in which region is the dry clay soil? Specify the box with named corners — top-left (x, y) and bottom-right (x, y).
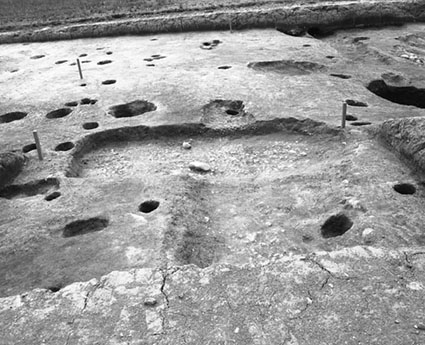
top-left (1, 24), bottom-right (425, 344)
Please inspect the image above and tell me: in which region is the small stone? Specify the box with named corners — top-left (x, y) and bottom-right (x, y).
top-left (362, 228), bottom-right (376, 244)
top-left (362, 228), bottom-right (374, 237)
top-left (394, 320), bottom-right (400, 324)
top-left (343, 197), bottom-right (367, 212)
top-left (246, 233), bottom-right (257, 242)
top-left (189, 161), bottom-right (211, 172)
top-left (182, 142), bottom-right (191, 150)
top-left (416, 324), bottom-right (425, 330)
top-left (265, 221), bottom-right (273, 227)
top-left (143, 297), bottom-right (157, 307)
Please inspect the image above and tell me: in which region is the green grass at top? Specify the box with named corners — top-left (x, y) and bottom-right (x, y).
top-left (0, 0), bottom-right (337, 32)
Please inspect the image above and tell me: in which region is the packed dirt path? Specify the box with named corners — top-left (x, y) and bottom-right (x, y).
top-left (1, 21), bottom-right (425, 345)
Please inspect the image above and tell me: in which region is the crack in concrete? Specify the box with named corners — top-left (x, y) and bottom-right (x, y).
top-left (159, 267), bottom-right (181, 334)
top-left (302, 255), bottom-right (351, 281)
top-left (64, 331), bottom-right (71, 345)
top-left (82, 281), bottom-right (103, 312)
top-left (320, 275), bottom-right (330, 290)
top-left (289, 290), bottom-right (313, 321)
top-left (62, 282), bottom-right (103, 345)
top-left (403, 251), bottom-right (414, 270)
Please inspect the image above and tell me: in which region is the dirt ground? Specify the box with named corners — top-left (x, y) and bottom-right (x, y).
top-left (1, 21), bottom-right (425, 345)
top-left (0, 0), bottom-right (353, 32)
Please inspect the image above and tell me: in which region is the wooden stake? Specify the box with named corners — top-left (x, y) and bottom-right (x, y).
top-left (77, 58), bottom-right (83, 79)
top-left (342, 101), bottom-right (347, 129)
top-left (32, 130), bottom-right (43, 161)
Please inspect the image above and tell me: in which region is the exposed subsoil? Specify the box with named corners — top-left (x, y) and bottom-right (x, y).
top-left (1, 20), bottom-right (425, 345)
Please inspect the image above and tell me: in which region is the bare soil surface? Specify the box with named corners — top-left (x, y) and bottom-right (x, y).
top-left (1, 22), bottom-right (425, 345)
top-left (0, 0), bottom-right (357, 32)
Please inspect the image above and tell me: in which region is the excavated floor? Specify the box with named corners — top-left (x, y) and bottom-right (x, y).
top-left (1, 23), bottom-right (425, 345)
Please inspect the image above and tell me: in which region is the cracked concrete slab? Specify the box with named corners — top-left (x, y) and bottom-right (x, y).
top-left (1, 248), bottom-right (425, 344)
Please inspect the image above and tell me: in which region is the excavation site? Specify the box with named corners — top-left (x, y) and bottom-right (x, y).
top-left (1, 1), bottom-right (425, 344)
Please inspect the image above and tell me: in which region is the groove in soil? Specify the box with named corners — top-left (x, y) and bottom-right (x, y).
top-left (0, 178), bottom-right (59, 199)
top-left (46, 108), bottom-right (72, 119)
top-left (0, 111), bottom-right (27, 124)
top-left (62, 216), bottom-right (109, 237)
top-left (367, 79), bottom-right (425, 108)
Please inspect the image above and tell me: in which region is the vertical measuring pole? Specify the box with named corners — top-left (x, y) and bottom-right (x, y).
top-left (77, 58), bottom-right (83, 79)
top-left (341, 101), bottom-right (347, 129)
top-left (229, 16), bottom-right (233, 33)
top-left (33, 130), bottom-right (43, 161)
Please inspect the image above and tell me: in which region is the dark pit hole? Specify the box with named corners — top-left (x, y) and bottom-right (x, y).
top-left (109, 100), bottom-right (157, 118)
top-left (139, 200), bottom-right (160, 213)
top-left (276, 27), bottom-right (305, 37)
top-left (30, 55), bottom-right (45, 59)
top-left (146, 64), bottom-right (155, 67)
top-left (90, 99), bottom-right (97, 105)
top-left (0, 111), bottom-right (28, 124)
top-left (202, 42), bottom-right (211, 46)
top-left (22, 143), bottom-right (37, 153)
top-left (345, 115), bottom-right (358, 121)
top-left (106, 51), bottom-right (113, 55)
top-left (80, 98), bottom-right (91, 105)
top-left (82, 122), bottom-right (99, 130)
top-left (150, 38), bottom-right (157, 41)
top-left (307, 27), bottom-right (333, 38)
top-left (97, 60), bottom-right (112, 65)
top-left (350, 121), bottom-right (372, 126)
top-left (303, 44), bottom-right (311, 47)
top-left (218, 65), bottom-right (232, 69)
top-left (247, 60), bottom-right (325, 75)
top-left (226, 109), bottom-right (239, 116)
top-left (79, 53), bottom-right (87, 57)
top-left (96, 47), bottom-right (105, 50)
top-left (353, 36), bottom-right (370, 43)
top-left (45, 191), bottom-right (61, 201)
top-left (0, 178), bottom-right (59, 199)
top-left (70, 62), bottom-right (76, 66)
top-left (55, 142), bottom-right (75, 152)
top-left (102, 79), bottom-right (116, 85)
top-left (321, 213), bottom-right (353, 238)
top-left (367, 79), bottom-right (425, 108)
top-left (55, 60), bottom-right (68, 64)
top-left (330, 73), bottom-right (351, 79)
top-left (326, 55), bottom-right (335, 59)
top-left (144, 58), bottom-right (153, 61)
top-left (46, 108), bottom-right (72, 119)
top-left (11, 69), bottom-right (18, 73)
top-left (212, 39), bottom-right (221, 44)
top-left (62, 216), bottom-right (109, 238)
top-left (80, 83), bottom-right (87, 87)
top-left (302, 234), bottom-right (314, 243)
top-left (151, 54), bottom-right (161, 57)
top-left (393, 183), bottom-right (416, 195)
top-left (345, 99), bottom-right (368, 107)
top-left (81, 60), bottom-right (91, 64)
top-left (47, 285), bottom-right (62, 293)
top-left (65, 101), bottom-right (78, 107)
